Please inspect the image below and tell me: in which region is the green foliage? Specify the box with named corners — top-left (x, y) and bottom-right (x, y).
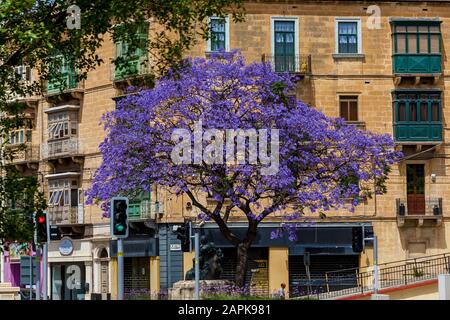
top-left (0, 0), bottom-right (243, 243)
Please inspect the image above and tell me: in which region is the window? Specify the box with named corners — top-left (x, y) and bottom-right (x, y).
top-left (271, 18), bottom-right (299, 72)
top-left (207, 16), bottom-right (230, 52)
top-left (393, 92), bottom-right (441, 123)
top-left (393, 23), bottom-right (441, 54)
top-left (48, 179), bottom-right (79, 208)
top-left (14, 65), bottom-right (32, 82)
top-left (114, 23), bottom-right (149, 80)
top-left (8, 129), bottom-right (32, 145)
top-left (47, 111), bottom-right (78, 141)
top-left (47, 54), bottom-right (77, 92)
top-left (335, 19), bottom-right (362, 54)
top-left (339, 96), bottom-right (358, 122)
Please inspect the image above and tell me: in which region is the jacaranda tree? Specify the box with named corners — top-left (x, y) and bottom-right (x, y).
top-left (87, 52), bottom-right (402, 287)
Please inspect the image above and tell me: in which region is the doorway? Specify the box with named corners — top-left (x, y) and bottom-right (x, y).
top-left (407, 164), bottom-right (425, 215)
top-left (51, 263), bottom-right (86, 300)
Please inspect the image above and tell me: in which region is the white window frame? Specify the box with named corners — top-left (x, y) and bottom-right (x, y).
top-left (335, 18), bottom-right (363, 54)
top-left (270, 17), bottom-right (300, 59)
top-left (207, 16), bottom-right (230, 52)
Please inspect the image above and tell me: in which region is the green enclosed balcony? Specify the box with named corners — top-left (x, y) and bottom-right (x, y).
top-left (393, 91), bottom-right (442, 143)
top-left (47, 56), bottom-right (80, 94)
top-left (128, 192), bottom-right (163, 221)
top-left (391, 20), bottom-right (442, 75)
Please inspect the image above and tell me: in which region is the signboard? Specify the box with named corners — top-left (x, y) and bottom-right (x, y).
top-left (59, 238), bottom-right (74, 256)
top-left (20, 256), bottom-right (38, 286)
top-left (170, 244), bottom-right (181, 251)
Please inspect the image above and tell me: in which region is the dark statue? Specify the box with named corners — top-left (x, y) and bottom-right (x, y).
top-left (185, 236), bottom-right (224, 280)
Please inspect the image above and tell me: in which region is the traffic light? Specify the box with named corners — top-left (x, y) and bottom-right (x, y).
top-left (175, 222), bottom-right (190, 252)
top-left (352, 227), bottom-right (364, 253)
top-left (111, 197), bottom-right (129, 238)
top-left (35, 211), bottom-right (48, 243)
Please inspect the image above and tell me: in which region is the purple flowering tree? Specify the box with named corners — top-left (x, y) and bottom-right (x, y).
top-left (87, 52), bottom-right (402, 287)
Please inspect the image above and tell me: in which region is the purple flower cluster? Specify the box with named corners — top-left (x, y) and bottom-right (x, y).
top-left (87, 51), bottom-right (402, 238)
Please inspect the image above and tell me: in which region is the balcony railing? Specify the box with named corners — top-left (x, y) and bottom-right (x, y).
top-left (7, 144), bottom-right (40, 163)
top-left (261, 54), bottom-right (311, 75)
top-left (393, 54), bottom-right (442, 75)
top-left (394, 122), bottom-right (442, 143)
top-left (111, 57), bottom-right (151, 82)
top-left (47, 73), bottom-right (84, 95)
top-left (48, 205), bottom-right (84, 225)
top-left (128, 201), bottom-right (164, 221)
top-left (396, 197), bottom-right (442, 216)
top-left (41, 138), bottom-right (80, 159)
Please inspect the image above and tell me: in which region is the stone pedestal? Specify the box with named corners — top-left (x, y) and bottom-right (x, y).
top-left (169, 280), bottom-right (232, 300)
top-left (0, 283), bottom-right (21, 300)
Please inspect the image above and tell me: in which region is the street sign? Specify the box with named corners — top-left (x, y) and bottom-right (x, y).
top-left (170, 244), bottom-right (181, 251)
top-left (20, 256), bottom-right (38, 286)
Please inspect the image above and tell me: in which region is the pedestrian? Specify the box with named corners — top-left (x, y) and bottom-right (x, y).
top-left (278, 283), bottom-right (286, 300)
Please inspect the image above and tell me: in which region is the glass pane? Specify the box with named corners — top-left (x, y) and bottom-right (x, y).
top-left (420, 102), bottom-right (428, 121)
top-left (419, 34), bottom-right (428, 53)
top-left (340, 101), bottom-right (349, 121)
top-left (396, 25), bottom-right (407, 32)
top-left (432, 103), bottom-right (440, 121)
top-left (407, 26), bottom-right (417, 33)
top-left (408, 34), bottom-right (417, 53)
top-left (416, 165), bottom-right (425, 194)
top-left (349, 101), bottom-right (358, 121)
top-left (275, 21), bottom-right (294, 32)
top-left (339, 22), bottom-right (357, 35)
top-left (396, 34), bottom-right (406, 53)
top-left (430, 26), bottom-right (440, 32)
top-left (409, 103), bottom-right (417, 121)
top-left (418, 26), bottom-right (428, 33)
top-left (71, 189), bottom-right (78, 207)
top-left (406, 165), bottom-right (415, 194)
top-left (430, 35), bottom-right (440, 53)
top-left (398, 102), bottom-right (407, 121)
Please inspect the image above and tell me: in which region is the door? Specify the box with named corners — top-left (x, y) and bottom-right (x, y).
top-left (407, 164), bottom-right (425, 215)
top-left (274, 21), bottom-right (295, 72)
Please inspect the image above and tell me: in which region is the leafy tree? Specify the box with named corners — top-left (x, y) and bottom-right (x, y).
top-left (0, 0), bottom-right (243, 242)
top-left (87, 52), bottom-right (402, 287)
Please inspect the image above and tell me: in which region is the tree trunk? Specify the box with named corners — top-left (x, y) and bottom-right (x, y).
top-left (235, 242), bottom-right (250, 287)
top-left (234, 221), bottom-right (258, 288)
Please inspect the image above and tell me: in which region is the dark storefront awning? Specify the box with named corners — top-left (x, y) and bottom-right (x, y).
top-left (193, 223), bottom-right (373, 256)
top-left (110, 237), bottom-right (158, 258)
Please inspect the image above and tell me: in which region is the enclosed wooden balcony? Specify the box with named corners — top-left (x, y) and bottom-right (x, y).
top-left (128, 201), bottom-right (163, 221)
top-left (396, 198), bottom-right (442, 227)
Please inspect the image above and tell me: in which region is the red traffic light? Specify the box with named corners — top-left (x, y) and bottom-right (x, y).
top-left (37, 216), bottom-right (46, 224)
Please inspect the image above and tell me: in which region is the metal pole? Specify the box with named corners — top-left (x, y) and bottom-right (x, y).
top-left (29, 256), bottom-right (32, 300)
top-left (117, 238), bottom-right (124, 300)
top-left (43, 243), bottom-right (48, 300)
top-left (374, 235), bottom-right (379, 294)
top-left (194, 232), bottom-right (200, 300)
top-left (36, 247), bottom-right (41, 300)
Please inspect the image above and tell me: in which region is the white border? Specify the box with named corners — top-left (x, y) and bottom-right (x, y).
top-left (207, 16), bottom-right (230, 52)
top-left (335, 18), bottom-right (362, 54)
top-left (270, 17), bottom-right (300, 58)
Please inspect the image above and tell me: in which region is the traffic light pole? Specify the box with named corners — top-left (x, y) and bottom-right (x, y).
top-left (194, 232), bottom-right (200, 300)
top-left (118, 238), bottom-right (124, 300)
top-left (373, 235), bottom-right (379, 294)
top-left (43, 242), bottom-right (48, 300)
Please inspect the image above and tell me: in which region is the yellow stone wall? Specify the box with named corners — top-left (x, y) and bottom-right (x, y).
top-left (22, 0), bottom-right (450, 275)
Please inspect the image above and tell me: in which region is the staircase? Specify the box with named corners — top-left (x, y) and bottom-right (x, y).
top-left (294, 252), bottom-right (450, 300)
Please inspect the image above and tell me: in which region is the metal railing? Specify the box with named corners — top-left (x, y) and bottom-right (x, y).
top-left (5, 144), bottom-right (39, 163)
top-left (48, 205), bottom-right (84, 225)
top-left (294, 252), bottom-right (450, 299)
top-left (396, 198), bottom-right (443, 216)
top-left (261, 54), bottom-right (311, 74)
top-left (41, 137), bottom-right (80, 159)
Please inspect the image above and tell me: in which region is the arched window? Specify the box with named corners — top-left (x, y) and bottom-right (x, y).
top-left (98, 248), bottom-right (108, 259)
